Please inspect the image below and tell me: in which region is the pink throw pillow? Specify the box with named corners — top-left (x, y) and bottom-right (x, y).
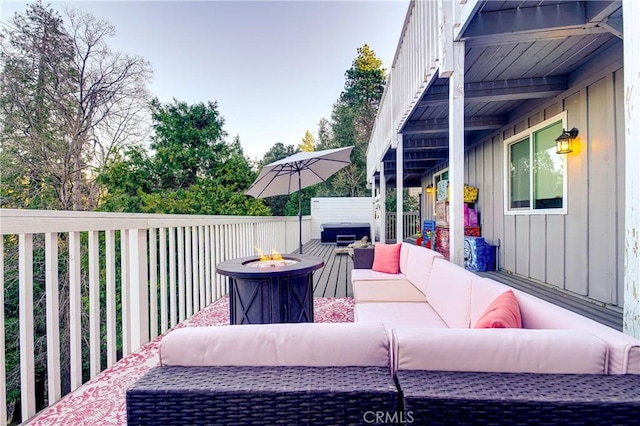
top-left (371, 243), bottom-right (402, 274)
top-left (474, 290), bottom-right (522, 329)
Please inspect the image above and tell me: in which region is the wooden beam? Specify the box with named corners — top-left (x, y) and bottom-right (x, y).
top-left (586, 1), bottom-right (622, 24)
top-left (462, 2), bottom-right (613, 47)
top-left (403, 138), bottom-right (450, 150)
top-left (417, 76), bottom-right (568, 107)
top-left (384, 150), bottom-right (448, 161)
top-left (402, 115), bottom-right (506, 135)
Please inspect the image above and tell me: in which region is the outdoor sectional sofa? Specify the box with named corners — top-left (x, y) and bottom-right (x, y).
top-left (127, 243), bottom-right (640, 425)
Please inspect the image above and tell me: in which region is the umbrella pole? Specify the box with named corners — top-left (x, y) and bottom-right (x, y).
top-left (298, 170), bottom-right (303, 254)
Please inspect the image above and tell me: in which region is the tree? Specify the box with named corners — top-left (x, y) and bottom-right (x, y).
top-left (99, 99), bottom-right (270, 216)
top-left (298, 130), bottom-right (316, 152)
top-left (316, 44), bottom-right (386, 197)
top-left (0, 0), bottom-right (76, 210)
top-left (0, 1), bottom-right (152, 211)
top-left (316, 118), bottom-right (332, 151)
top-left (259, 142), bottom-right (298, 167)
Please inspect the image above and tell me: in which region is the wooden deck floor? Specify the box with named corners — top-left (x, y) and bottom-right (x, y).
top-left (292, 239), bottom-right (353, 298)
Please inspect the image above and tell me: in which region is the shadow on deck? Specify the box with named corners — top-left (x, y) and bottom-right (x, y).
top-left (292, 239), bottom-right (353, 298)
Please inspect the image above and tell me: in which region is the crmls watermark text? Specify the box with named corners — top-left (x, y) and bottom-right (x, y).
top-left (363, 411), bottom-right (415, 424)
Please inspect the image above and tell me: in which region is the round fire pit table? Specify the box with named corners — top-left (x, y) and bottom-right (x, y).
top-left (216, 255), bottom-right (324, 325)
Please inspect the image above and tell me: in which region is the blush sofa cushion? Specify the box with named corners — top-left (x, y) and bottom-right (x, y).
top-left (392, 328), bottom-right (608, 374)
top-left (160, 322), bottom-right (390, 368)
top-left (399, 243), bottom-right (412, 274)
top-left (351, 268), bottom-right (407, 283)
top-left (474, 290), bottom-right (522, 328)
top-left (353, 280), bottom-right (426, 303)
top-left (371, 243), bottom-right (402, 274)
top-left (425, 258), bottom-right (473, 328)
top-left (404, 246), bottom-right (443, 297)
top-left (355, 302), bottom-right (448, 328)
top-left (513, 289), bottom-right (640, 374)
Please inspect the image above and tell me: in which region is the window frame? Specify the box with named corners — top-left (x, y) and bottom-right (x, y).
top-left (503, 112), bottom-right (569, 215)
top-left (431, 168), bottom-right (448, 215)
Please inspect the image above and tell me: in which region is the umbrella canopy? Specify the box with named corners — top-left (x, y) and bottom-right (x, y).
top-left (245, 146), bottom-right (353, 199)
top-left (246, 146), bottom-right (353, 254)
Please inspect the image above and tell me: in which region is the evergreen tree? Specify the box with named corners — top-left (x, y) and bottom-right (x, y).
top-left (319, 44), bottom-right (386, 197)
top-left (298, 130), bottom-right (316, 152)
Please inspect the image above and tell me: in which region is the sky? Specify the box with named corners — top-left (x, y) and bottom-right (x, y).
top-left (0, 0), bottom-right (409, 161)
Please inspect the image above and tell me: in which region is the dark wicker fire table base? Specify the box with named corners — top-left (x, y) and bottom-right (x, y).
top-left (127, 365), bottom-right (399, 425)
top-left (397, 370), bottom-right (640, 425)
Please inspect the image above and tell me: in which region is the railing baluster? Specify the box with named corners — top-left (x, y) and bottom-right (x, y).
top-left (120, 229), bottom-right (131, 356)
top-left (214, 225), bottom-right (221, 300)
top-left (19, 234), bottom-right (36, 420)
top-left (149, 228), bottom-right (158, 339)
top-left (159, 227), bottom-right (168, 333)
top-left (185, 226), bottom-right (193, 317)
top-left (69, 231), bottom-right (82, 389)
top-left (205, 225), bottom-right (212, 306)
top-left (178, 227), bottom-right (185, 321)
top-left (44, 232), bottom-right (61, 405)
top-left (191, 226), bottom-right (199, 313)
top-left (198, 226), bottom-right (205, 311)
top-left (169, 227), bottom-right (177, 327)
top-left (88, 231), bottom-right (101, 378)
top-left (106, 230), bottom-right (117, 367)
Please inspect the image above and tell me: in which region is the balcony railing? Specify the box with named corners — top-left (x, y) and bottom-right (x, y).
top-left (367, 0), bottom-right (443, 178)
top-left (0, 209), bottom-right (310, 424)
top-left (366, 0), bottom-right (480, 180)
top-left (385, 212), bottom-right (421, 241)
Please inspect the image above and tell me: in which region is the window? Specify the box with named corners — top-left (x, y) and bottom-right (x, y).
top-left (432, 168), bottom-right (448, 214)
top-left (505, 115), bottom-right (567, 214)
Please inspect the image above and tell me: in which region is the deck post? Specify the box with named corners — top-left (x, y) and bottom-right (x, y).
top-left (396, 133), bottom-right (404, 243)
top-left (380, 161), bottom-right (387, 243)
top-left (129, 228), bottom-right (150, 349)
top-left (448, 40), bottom-right (465, 266)
top-left (623, 0), bottom-right (640, 339)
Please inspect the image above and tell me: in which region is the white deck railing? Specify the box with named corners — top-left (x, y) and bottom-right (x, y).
top-left (385, 212), bottom-right (421, 241)
top-left (0, 209), bottom-right (310, 424)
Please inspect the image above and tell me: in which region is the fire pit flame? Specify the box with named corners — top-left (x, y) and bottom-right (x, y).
top-left (255, 246), bottom-right (284, 261)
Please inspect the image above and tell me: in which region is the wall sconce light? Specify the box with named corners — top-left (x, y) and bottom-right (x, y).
top-left (426, 184), bottom-right (434, 194)
top-left (555, 127), bottom-right (578, 154)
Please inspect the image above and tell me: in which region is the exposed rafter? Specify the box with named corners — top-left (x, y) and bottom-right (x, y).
top-left (402, 138), bottom-right (450, 151)
top-left (416, 76), bottom-right (568, 108)
top-left (462, 2), bottom-right (616, 47)
top-left (402, 116), bottom-right (507, 135)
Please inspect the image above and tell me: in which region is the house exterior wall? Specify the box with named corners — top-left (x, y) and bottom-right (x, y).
top-left (462, 46), bottom-right (625, 307)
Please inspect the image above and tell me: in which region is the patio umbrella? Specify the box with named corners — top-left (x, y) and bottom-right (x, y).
top-left (246, 146), bottom-right (353, 254)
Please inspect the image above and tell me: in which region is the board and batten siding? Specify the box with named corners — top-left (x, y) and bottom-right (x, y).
top-left (310, 197), bottom-right (373, 240)
top-left (463, 62), bottom-right (625, 307)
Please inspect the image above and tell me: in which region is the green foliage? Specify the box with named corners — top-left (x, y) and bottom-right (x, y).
top-left (315, 44), bottom-right (386, 197)
top-left (385, 188), bottom-right (419, 212)
top-left (99, 99), bottom-right (270, 216)
top-left (298, 130), bottom-right (316, 152)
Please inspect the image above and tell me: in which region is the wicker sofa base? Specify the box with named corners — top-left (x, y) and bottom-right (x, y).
top-left (397, 370), bottom-right (640, 425)
top-left (127, 366), bottom-right (399, 425)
